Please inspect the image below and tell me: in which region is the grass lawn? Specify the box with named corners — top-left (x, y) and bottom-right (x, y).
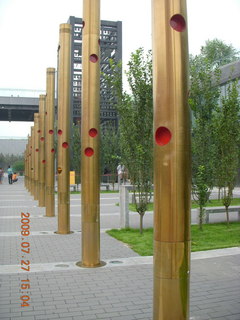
top-left (128, 198), bottom-right (240, 211)
top-left (106, 222), bottom-right (240, 255)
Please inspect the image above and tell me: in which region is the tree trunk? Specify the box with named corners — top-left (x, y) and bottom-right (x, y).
top-left (225, 206), bottom-right (230, 227)
top-left (199, 206), bottom-right (204, 231)
top-left (139, 213), bottom-right (144, 234)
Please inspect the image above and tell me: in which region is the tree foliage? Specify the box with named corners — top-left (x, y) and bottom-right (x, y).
top-left (105, 48), bottom-right (153, 233)
top-left (101, 125), bottom-right (120, 188)
top-left (71, 123), bottom-right (81, 185)
top-left (200, 39), bottom-right (240, 68)
top-left (213, 80), bottom-right (240, 225)
top-left (189, 54), bottom-right (220, 190)
top-left (190, 39), bottom-right (240, 228)
top-left (0, 153), bottom-right (24, 173)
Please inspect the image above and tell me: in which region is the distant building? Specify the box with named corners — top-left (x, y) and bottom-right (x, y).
top-left (0, 138), bottom-right (27, 156)
top-left (67, 16), bottom-right (122, 128)
top-left (219, 59), bottom-right (240, 96)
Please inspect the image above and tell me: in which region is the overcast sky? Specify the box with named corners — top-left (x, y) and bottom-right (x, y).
top-left (0, 0), bottom-right (240, 138)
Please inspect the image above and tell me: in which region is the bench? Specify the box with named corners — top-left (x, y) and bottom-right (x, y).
top-left (101, 183), bottom-right (110, 191)
top-left (205, 206), bottom-right (240, 223)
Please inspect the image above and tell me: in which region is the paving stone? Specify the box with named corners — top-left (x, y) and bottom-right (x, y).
top-left (0, 181), bottom-right (240, 320)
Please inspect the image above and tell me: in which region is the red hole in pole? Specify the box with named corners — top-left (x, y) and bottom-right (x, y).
top-left (42, 160), bottom-right (46, 164)
top-left (49, 129), bottom-right (54, 134)
top-left (82, 21), bottom-right (85, 28)
top-left (62, 142), bottom-right (68, 148)
top-left (155, 127), bottom-right (172, 146)
top-left (40, 137), bottom-right (44, 141)
top-left (45, 111), bottom-right (47, 115)
top-left (35, 148), bottom-right (39, 152)
top-left (58, 129), bottom-right (63, 135)
top-left (89, 54), bottom-right (98, 63)
top-left (89, 128), bottom-right (98, 137)
top-left (37, 130), bottom-right (41, 133)
top-left (30, 146), bottom-right (32, 149)
top-left (170, 14), bottom-right (186, 32)
top-left (51, 148), bottom-right (55, 153)
top-left (85, 147), bottom-right (94, 157)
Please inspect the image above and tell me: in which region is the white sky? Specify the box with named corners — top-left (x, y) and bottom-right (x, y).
top-left (0, 0), bottom-right (240, 138)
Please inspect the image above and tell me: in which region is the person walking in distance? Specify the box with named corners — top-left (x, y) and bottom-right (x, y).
top-left (7, 165), bottom-right (13, 184)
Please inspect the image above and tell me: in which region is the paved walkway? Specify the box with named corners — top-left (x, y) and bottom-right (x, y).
top-left (0, 177), bottom-right (240, 320)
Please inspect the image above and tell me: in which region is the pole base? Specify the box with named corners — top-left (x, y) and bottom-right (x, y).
top-left (54, 231), bottom-right (74, 235)
top-left (76, 261), bottom-right (106, 268)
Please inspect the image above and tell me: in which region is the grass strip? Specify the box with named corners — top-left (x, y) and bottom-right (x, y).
top-left (128, 198), bottom-right (240, 211)
top-left (106, 222), bottom-right (240, 255)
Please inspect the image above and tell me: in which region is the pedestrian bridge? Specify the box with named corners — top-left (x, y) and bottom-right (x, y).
top-left (0, 88), bottom-right (44, 122)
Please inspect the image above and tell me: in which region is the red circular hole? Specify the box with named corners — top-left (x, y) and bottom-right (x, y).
top-left (51, 148), bottom-right (55, 153)
top-left (40, 137), bottom-right (44, 141)
top-left (58, 129), bottom-right (63, 135)
top-left (42, 160), bottom-right (46, 164)
top-left (45, 111), bottom-right (47, 115)
top-left (35, 148), bottom-right (39, 152)
top-left (37, 130), bottom-right (41, 133)
top-left (85, 147), bottom-right (94, 157)
top-left (170, 14), bottom-right (186, 32)
top-left (30, 146), bottom-right (32, 149)
top-left (89, 128), bottom-right (98, 137)
top-left (49, 129), bottom-right (54, 134)
top-left (62, 142), bottom-right (68, 148)
top-left (82, 21), bottom-right (85, 28)
top-left (155, 127), bottom-right (172, 146)
top-left (89, 54), bottom-right (98, 63)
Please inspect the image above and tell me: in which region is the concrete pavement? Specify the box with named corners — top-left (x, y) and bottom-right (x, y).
top-left (0, 177), bottom-right (240, 320)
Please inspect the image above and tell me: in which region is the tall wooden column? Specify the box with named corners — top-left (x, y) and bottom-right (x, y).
top-left (152, 0), bottom-right (191, 319)
top-left (78, 0), bottom-right (102, 268)
top-left (45, 68), bottom-right (56, 217)
top-left (33, 113), bottom-right (40, 200)
top-left (38, 94), bottom-right (46, 207)
top-left (30, 127), bottom-right (34, 196)
top-left (57, 24), bottom-right (72, 234)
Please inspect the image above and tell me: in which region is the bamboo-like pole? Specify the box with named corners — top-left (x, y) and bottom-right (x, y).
top-left (77, 0), bottom-right (103, 268)
top-left (30, 127), bottom-right (34, 196)
top-left (152, 0), bottom-right (191, 319)
top-left (24, 148), bottom-right (27, 189)
top-left (38, 94), bottom-right (46, 207)
top-left (45, 68), bottom-right (56, 217)
top-left (25, 137), bottom-right (30, 191)
top-left (57, 24), bottom-right (72, 234)
top-left (33, 113), bottom-right (39, 200)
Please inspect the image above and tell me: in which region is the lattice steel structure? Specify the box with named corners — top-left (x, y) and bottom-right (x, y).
top-left (67, 16), bottom-right (122, 127)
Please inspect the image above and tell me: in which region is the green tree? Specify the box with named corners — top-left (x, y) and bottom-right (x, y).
top-left (189, 54), bottom-right (221, 229)
top-left (71, 123), bottom-right (81, 185)
top-left (101, 125), bottom-right (120, 189)
top-left (214, 80), bottom-right (240, 226)
top-left (0, 153), bottom-right (24, 171)
top-left (200, 39), bottom-right (240, 68)
top-left (12, 160), bottom-right (24, 175)
top-left (105, 48), bottom-right (153, 233)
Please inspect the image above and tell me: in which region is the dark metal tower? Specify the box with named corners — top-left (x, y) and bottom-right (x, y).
top-left (67, 16), bottom-right (122, 127)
